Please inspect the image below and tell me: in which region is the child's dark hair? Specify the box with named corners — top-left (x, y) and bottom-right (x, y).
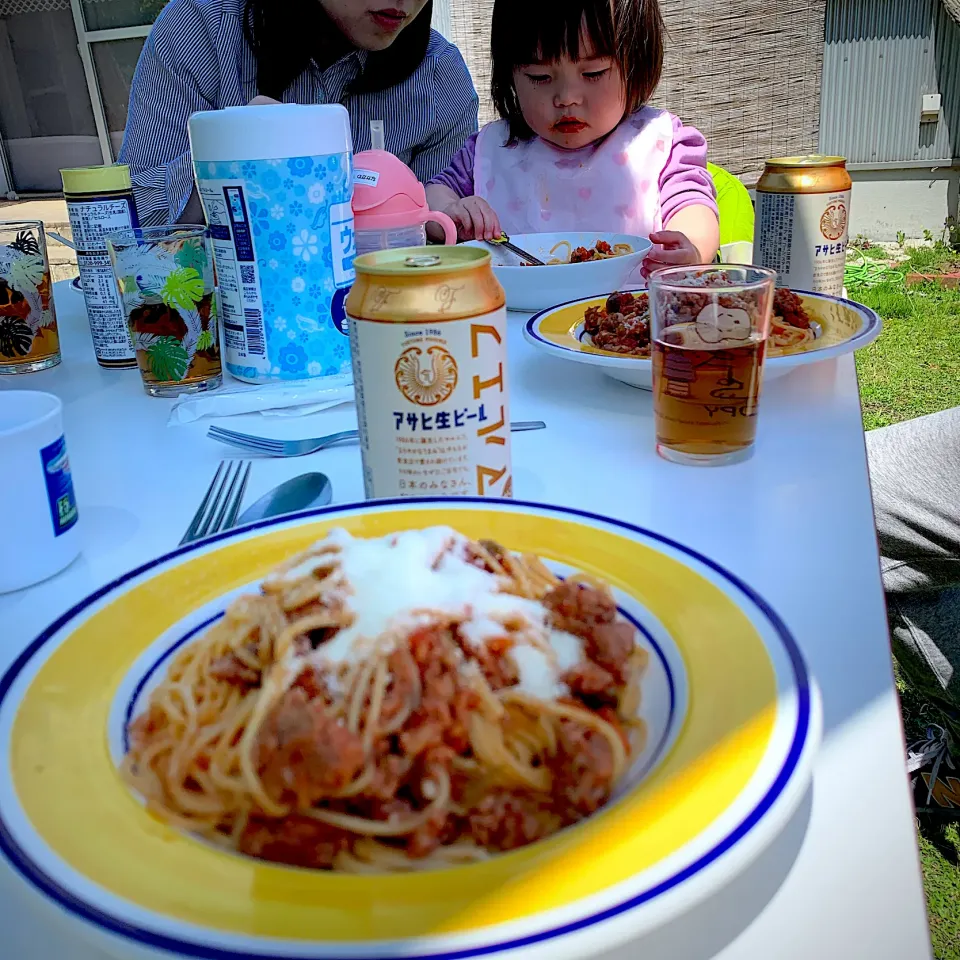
top-left (490, 0), bottom-right (664, 142)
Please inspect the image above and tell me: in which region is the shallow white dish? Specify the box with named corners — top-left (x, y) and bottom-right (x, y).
top-left (524, 289), bottom-right (883, 390)
top-left (465, 232), bottom-right (650, 313)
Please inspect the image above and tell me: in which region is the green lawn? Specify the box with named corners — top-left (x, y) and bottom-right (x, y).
top-left (854, 282), bottom-right (960, 432)
top-left (851, 243), bottom-right (960, 960)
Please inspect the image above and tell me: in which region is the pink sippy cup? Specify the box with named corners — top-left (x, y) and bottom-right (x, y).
top-left (352, 148), bottom-right (458, 255)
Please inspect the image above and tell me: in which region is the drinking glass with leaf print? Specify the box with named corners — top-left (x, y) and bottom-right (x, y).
top-left (0, 220), bottom-right (60, 375)
top-left (106, 226), bottom-right (221, 397)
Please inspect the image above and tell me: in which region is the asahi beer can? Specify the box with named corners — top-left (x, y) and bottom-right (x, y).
top-left (754, 155), bottom-right (852, 296)
top-left (346, 247), bottom-right (512, 500)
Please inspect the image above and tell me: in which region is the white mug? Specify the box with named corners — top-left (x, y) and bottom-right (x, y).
top-left (0, 391), bottom-right (81, 593)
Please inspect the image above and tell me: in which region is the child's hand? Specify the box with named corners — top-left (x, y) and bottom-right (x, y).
top-left (641, 230), bottom-right (703, 278)
top-left (443, 197), bottom-right (502, 242)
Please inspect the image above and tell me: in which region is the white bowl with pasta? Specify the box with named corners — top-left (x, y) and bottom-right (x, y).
top-left (465, 232), bottom-right (651, 313)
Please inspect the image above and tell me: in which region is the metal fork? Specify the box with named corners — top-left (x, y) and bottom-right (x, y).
top-left (207, 420), bottom-right (547, 458)
top-left (486, 234), bottom-right (545, 266)
top-left (180, 460), bottom-right (252, 545)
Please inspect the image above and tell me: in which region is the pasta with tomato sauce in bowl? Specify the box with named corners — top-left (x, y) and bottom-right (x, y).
top-left (465, 231), bottom-right (651, 313)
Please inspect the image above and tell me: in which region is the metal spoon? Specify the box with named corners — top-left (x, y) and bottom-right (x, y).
top-left (235, 472), bottom-right (333, 527)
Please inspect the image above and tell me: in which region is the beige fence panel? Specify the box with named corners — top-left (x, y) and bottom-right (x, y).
top-left (447, 0), bottom-right (827, 181)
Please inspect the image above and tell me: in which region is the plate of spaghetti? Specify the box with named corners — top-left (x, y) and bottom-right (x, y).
top-left (465, 232), bottom-right (650, 313)
top-left (524, 288), bottom-right (882, 390)
top-left (0, 498), bottom-right (819, 960)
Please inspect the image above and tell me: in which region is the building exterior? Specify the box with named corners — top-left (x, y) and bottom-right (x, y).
top-left (820, 0), bottom-right (960, 239)
top-left (0, 0), bottom-right (957, 239)
top-left (0, 0), bottom-right (160, 194)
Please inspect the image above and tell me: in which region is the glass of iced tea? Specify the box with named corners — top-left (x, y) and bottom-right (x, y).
top-left (0, 220), bottom-right (61, 375)
top-left (648, 265), bottom-right (776, 466)
top-left (106, 225), bottom-right (221, 397)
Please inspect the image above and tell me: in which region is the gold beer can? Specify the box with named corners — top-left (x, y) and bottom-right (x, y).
top-left (754, 155), bottom-right (852, 296)
top-left (345, 247), bottom-right (512, 500)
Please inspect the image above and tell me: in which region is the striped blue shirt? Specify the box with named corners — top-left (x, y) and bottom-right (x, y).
top-left (119, 0), bottom-right (479, 226)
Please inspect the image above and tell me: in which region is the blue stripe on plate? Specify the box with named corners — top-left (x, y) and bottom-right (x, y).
top-left (0, 497), bottom-right (811, 960)
top-left (121, 611), bottom-right (224, 754)
top-left (525, 295), bottom-right (604, 353)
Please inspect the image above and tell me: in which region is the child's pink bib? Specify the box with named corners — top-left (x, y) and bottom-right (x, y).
top-left (474, 107), bottom-right (675, 236)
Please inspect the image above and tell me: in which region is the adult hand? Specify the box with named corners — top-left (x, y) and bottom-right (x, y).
top-left (443, 197), bottom-right (502, 242)
top-left (641, 230), bottom-right (702, 279)
top-left (247, 95), bottom-right (282, 106)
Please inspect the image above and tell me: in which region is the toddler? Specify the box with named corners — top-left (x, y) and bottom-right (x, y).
top-left (426, 0), bottom-right (719, 273)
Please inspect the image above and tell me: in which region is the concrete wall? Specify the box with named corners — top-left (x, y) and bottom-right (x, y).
top-left (847, 166), bottom-right (960, 240)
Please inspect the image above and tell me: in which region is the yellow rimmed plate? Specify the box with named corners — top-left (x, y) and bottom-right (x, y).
top-left (524, 289), bottom-right (882, 390)
top-left (0, 498), bottom-right (820, 960)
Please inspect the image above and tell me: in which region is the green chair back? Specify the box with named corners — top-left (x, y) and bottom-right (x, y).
top-left (708, 161), bottom-right (755, 247)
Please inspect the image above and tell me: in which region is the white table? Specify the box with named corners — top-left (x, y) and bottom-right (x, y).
top-left (0, 282), bottom-right (932, 960)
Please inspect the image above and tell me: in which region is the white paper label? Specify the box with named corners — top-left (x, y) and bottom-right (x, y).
top-left (755, 189), bottom-right (851, 295)
top-left (349, 307), bottom-right (513, 499)
top-left (329, 201), bottom-right (357, 288)
top-left (353, 168), bottom-right (380, 188)
top-left (66, 197), bottom-right (137, 362)
top-left (196, 179), bottom-right (269, 377)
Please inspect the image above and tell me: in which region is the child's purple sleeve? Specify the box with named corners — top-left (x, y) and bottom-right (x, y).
top-left (427, 132), bottom-right (478, 199)
top-left (659, 117), bottom-right (719, 225)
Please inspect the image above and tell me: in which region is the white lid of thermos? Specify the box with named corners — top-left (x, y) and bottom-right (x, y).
top-left (189, 104), bottom-right (352, 164)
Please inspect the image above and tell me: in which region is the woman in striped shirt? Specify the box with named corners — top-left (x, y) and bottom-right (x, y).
top-left (119, 0), bottom-right (479, 226)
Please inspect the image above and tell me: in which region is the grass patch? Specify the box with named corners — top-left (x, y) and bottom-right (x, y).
top-left (856, 268), bottom-right (960, 957)
top-left (856, 244), bottom-right (894, 261)
top-left (853, 280), bottom-right (960, 431)
top-left (902, 243), bottom-right (960, 275)
top-left (920, 825), bottom-right (960, 960)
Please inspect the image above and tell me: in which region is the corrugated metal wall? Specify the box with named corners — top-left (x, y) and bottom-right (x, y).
top-left (820, 0), bottom-right (960, 164)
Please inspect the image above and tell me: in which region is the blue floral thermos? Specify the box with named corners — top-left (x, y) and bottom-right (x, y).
top-left (189, 105), bottom-right (355, 383)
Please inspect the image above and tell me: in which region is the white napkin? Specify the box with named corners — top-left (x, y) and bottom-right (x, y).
top-left (168, 374), bottom-right (355, 424)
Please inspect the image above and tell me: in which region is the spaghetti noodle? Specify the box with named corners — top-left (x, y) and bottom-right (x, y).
top-left (547, 239), bottom-right (635, 264)
top-left (124, 528), bottom-right (648, 872)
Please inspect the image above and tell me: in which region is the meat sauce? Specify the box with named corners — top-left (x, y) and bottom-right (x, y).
top-left (772, 287), bottom-right (811, 329)
top-left (583, 291), bottom-right (652, 355)
top-left (569, 239), bottom-right (614, 263)
top-left (234, 581), bottom-right (635, 869)
top-left (583, 286), bottom-right (813, 358)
